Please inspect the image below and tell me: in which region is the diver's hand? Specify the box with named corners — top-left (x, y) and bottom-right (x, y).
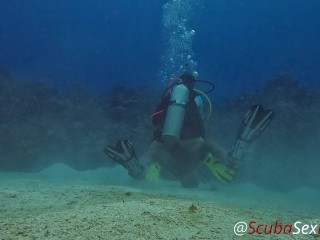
top-left (203, 153), bottom-right (237, 183)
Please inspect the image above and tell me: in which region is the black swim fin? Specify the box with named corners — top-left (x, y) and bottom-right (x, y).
top-left (229, 105), bottom-right (274, 161)
top-left (104, 139), bottom-right (144, 179)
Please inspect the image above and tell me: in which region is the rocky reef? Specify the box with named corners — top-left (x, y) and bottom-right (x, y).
top-left (0, 72), bottom-right (319, 191)
top-left (0, 74), bottom-right (156, 171)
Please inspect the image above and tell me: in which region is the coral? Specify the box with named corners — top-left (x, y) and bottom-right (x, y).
top-left (188, 203), bottom-right (198, 213)
top-left (0, 75), bottom-right (156, 172)
top-left (125, 192), bottom-right (133, 196)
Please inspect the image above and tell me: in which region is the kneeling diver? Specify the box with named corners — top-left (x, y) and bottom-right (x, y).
top-left (104, 72), bottom-right (274, 187)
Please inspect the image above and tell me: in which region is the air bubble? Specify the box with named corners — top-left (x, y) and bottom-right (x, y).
top-left (160, 0), bottom-right (202, 84)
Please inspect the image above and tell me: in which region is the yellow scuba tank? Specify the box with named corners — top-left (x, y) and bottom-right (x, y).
top-left (162, 83), bottom-right (189, 145)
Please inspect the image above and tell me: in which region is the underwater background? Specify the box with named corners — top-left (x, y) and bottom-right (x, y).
top-left (0, 1), bottom-right (320, 238)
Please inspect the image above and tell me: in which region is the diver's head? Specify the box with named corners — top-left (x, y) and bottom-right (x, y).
top-left (180, 72), bottom-right (196, 90)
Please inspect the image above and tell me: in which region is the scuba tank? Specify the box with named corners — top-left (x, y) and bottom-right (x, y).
top-left (162, 83), bottom-right (189, 145)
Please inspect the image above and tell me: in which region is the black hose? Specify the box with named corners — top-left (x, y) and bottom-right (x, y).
top-left (195, 80), bottom-right (215, 94)
top-left (161, 79), bottom-right (215, 99)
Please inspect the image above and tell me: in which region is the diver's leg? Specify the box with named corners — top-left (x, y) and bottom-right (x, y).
top-left (171, 138), bottom-right (206, 188)
top-left (140, 141), bottom-right (173, 166)
top-left (183, 138), bottom-right (236, 183)
top-left (140, 141), bottom-right (176, 183)
top-left (179, 137), bottom-right (227, 163)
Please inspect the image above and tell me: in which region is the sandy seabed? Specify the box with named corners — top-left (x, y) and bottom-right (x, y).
top-left (0, 164), bottom-right (319, 240)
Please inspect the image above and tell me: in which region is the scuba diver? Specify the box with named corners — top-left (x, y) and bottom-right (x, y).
top-left (104, 72), bottom-right (274, 188)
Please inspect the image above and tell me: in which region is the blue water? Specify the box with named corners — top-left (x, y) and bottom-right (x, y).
top-left (1, 0), bottom-right (319, 101)
top-left (0, 2), bottom-right (320, 238)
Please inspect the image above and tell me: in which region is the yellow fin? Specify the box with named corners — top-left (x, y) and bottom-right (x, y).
top-left (145, 162), bottom-right (161, 183)
top-left (203, 154), bottom-right (236, 183)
